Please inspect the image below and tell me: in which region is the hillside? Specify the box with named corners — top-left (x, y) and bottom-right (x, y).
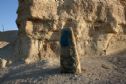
top-left (0, 30), bottom-right (18, 63)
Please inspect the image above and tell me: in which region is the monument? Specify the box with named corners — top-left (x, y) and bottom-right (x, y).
top-left (60, 27), bottom-right (81, 74)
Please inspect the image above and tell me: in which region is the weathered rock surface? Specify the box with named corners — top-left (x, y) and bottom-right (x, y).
top-left (60, 27), bottom-right (81, 74)
top-left (16, 0), bottom-right (126, 63)
top-left (0, 58), bottom-right (7, 68)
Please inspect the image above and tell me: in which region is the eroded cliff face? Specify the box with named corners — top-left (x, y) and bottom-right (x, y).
top-left (16, 0), bottom-right (126, 63)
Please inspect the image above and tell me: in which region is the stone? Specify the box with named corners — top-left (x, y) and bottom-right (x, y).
top-left (15, 0), bottom-right (126, 63)
top-left (60, 27), bottom-right (81, 74)
top-left (0, 58), bottom-right (7, 68)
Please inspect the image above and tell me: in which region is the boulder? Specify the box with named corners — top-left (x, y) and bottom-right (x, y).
top-left (60, 27), bottom-right (81, 74)
top-left (0, 58), bottom-right (7, 68)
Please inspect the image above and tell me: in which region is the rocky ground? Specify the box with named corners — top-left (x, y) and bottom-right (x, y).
top-left (0, 56), bottom-right (126, 84)
top-left (0, 31), bottom-right (126, 84)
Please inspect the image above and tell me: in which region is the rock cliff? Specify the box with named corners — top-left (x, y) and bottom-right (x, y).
top-left (16, 0), bottom-right (126, 63)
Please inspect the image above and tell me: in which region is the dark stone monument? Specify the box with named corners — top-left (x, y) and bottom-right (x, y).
top-left (60, 27), bottom-right (81, 74)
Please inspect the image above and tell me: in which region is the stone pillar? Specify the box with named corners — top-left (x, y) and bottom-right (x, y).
top-left (60, 27), bottom-right (81, 74)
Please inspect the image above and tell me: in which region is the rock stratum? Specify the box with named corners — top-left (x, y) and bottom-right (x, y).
top-left (15, 0), bottom-right (126, 63)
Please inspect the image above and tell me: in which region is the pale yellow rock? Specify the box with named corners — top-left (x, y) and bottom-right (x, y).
top-left (16, 0), bottom-right (126, 63)
top-left (25, 21), bottom-right (33, 35)
top-left (0, 58), bottom-right (7, 68)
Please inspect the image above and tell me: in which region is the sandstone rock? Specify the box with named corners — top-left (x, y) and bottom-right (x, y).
top-left (0, 58), bottom-right (7, 68)
top-left (16, 0), bottom-right (126, 63)
top-left (60, 27), bottom-right (81, 74)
